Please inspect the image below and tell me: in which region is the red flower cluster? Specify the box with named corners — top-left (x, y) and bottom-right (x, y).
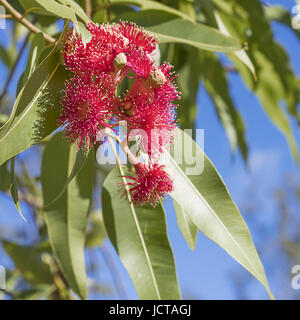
top-left (61, 21), bottom-right (180, 206)
top-left (125, 163), bottom-right (174, 207)
top-left (60, 75), bottom-right (117, 149)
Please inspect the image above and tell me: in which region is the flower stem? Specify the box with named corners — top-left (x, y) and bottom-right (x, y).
top-left (104, 128), bottom-right (139, 165)
top-left (84, 0), bottom-right (92, 20)
top-left (104, 128), bottom-right (121, 144)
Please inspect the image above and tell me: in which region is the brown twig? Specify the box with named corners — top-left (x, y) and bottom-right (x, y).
top-left (0, 0), bottom-right (55, 44)
top-left (223, 65), bottom-right (238, 73)
top-left (84, 0), bottom-right (92, 20)
top-left (0, 14), bottom-right (12, 19)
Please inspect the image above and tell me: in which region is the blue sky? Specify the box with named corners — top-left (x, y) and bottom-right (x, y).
top-left (0, 0), bottom-right (300, 300)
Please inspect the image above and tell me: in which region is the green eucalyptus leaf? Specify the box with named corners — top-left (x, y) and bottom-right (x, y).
top-left (2, 241), bottom-right (53, 285)
top-left (33, 0), bottom-right (76, 20)
top-left (23, 33), bottom-right (45, 86)
top-left (85, 211), bottom-right (107, 248)
top-left (19, 0), bottom-right (54, 16)
top-left (114, 8), bottom-right (182, 26)
top-left (177, 47), bottom-right (200, 131)
top-left (161, 128), bottom-right (274, 299)
top-left (12, 285), bottom-right (56, 300)
top-left (93, 8), bottom-right (107, 24)
top-left (147, 19), bottom-right (241, 52)
top-left (173, 199), bottom-right (198, 251)
top-left (44, 147), bottom-right (90, 207)
top-left (41, 132), bottom-right (94, 299)
top-left (57, 0), bottom-right (90, 23)
top-left (254, 50), bottom-right (298, 162)
top-left (110, 0), bottom-right (195, 22)
top-left (16, 73), bottom-right (25, 97)
top-left (178, 0), bottom-right (197, 21)
top-left (199, 0), bottom-right (257, 78)
top-left (0, 44), bottom-right (13, 68)
top-left (264, 5), bottom-right (300, 40)
top-left (212, 0), bottom-right (300, 161)
top-left (77, 21), bottom-right (92, 46)
top-left (102, 167), bottom-right (181, 300)
top-left (9, 157), bottom-right (28, 222)
top-left (201, 52), bottom-right (248, 160)
top-left (214, 12), bottom-right (256, 78)
top-left (0, 161), bottom-right (10, 191)
top-left (115, 11), bottom-right (241, 52)
top-left (0, 114), bottom-right (8, 126)
top-left (0, 39), bottom-right (68, 167)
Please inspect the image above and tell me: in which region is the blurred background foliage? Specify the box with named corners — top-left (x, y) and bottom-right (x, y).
top-left (0, 0), bottom-right (299, 299)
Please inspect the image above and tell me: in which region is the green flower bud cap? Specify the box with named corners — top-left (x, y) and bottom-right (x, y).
top-left (113, 53), bottom-right (127, 72)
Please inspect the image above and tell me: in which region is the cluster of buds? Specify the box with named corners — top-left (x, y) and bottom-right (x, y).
top-left (60, 21), bottom-right (180, 206)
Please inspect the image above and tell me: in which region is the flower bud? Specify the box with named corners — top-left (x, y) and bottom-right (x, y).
top-left (145, 69), bottom-right (166, 88)
top-left (113, 53), bottom-right (127, 72)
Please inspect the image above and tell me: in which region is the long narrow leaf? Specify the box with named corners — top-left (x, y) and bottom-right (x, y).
top-left (0, 41), bottom-right (68, 167)
top-left (110, 0), bottom-right (195, 22)
top-left (102, 166), bottom-right (181, 300)
top-left (173, 199), bottom-right (198, 251)
top-left (162, 128), bottom-right (274, 299)
top-left (114, 11), bottom-right (241, 52)
top-left (9, 157), bottom-right (28, 222)
top-left (41, 132), bottom-right (94, 299)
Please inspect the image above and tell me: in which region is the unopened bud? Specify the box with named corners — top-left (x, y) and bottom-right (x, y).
top-left (113, 53), bottom-right (127, 72)
top-left (145, 69), bottom-right (166, 88)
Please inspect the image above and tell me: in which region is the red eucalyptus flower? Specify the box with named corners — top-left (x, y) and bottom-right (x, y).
top-left (63, 22), bottom-right (128, 78)
top-left (121, 63), bottom-right (180, 158)
top-left (125, 46), bottom-right (155, 79)
top-left (154, 62), bottom-right (181, 105)
top-left (61, 20), bottom-right (180, 205)
top-left (125, 162), bottom-right (174, 207)
top-left (118, 21), bottom-right (157, 53)
top-left (59, 76), bottom-right (117, 149)
top-left (124, 92), bottom-right (177, 158)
